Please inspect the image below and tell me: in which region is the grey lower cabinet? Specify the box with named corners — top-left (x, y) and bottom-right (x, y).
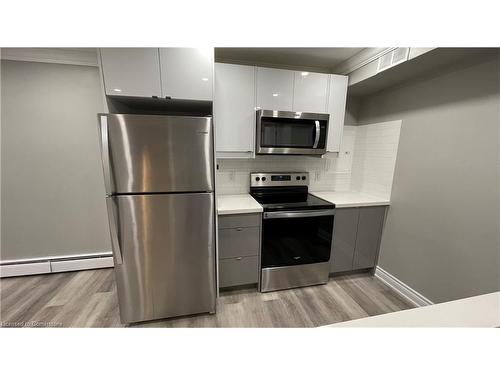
top-left (218, 213), bottom-right (261, 288)
top-left (330, 206), bottom-right (387, 273)
top-left (330, 208), bottom-right (359, 273)
top-left (353, 206), bottom-right (386, 269)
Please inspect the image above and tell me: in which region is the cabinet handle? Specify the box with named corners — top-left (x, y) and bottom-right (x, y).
top-left (236, 257), bottom-right (243, 260)
top-left (235, 227), bottom-right (243, 231)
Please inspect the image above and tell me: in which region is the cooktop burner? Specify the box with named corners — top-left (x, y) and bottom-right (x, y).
top-left (249, 172), bottom-right (334, 212)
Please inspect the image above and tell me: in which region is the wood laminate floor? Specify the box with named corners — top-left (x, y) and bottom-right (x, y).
top-left (0, 269), bottom-right (413, 328)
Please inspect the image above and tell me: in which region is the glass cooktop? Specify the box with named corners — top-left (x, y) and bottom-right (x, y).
top-left (250, 186), bottom-right (334, 212)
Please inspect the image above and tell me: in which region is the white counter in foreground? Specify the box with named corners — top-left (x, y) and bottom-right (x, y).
top-left (216, 194), bottom-right (263, 215)
top-left (311, 191), bottom-right (390, 208)
top-left (326, 292), bottom-right (500, 327)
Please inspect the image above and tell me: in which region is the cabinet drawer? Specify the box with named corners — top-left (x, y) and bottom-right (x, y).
top-left (218, 213), bottom-right (260, 229)
top-left (219, 256), bottom-right (259, 288)
top-left (219, 227), bottom-right (259, 259)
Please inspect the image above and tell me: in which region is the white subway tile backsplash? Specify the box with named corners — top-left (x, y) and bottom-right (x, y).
top-left (350, 120), bottom-right (402, 199)
top-left (216, 122), bottom-right (401, 199)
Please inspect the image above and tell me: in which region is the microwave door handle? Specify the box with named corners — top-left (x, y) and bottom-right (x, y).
top-left (313, 120), bottom-right (320, 148)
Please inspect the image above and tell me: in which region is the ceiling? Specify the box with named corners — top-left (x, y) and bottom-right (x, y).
top-left (215, 48), bottom-right (364, 73)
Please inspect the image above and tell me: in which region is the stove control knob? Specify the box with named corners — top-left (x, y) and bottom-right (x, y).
top-left (296, 176), bottom-right (301, 180)
top-left (255, 177), bottom-right (260, 181)
top-left (262, 177), bottom-right (267, 181)
top-left (301, 176), bottom-right (306, 180)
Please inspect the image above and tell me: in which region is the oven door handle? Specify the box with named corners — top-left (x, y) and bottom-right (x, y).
top-left (263, 209), bottom-right (335, 219)
top-left (313, 120), bottom-right (320, 149)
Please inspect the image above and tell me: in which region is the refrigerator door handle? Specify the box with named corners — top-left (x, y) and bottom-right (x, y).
top-left (99, 115), bottom-right (112, 195)
top-left (106, 197), bottom-right (123, 265)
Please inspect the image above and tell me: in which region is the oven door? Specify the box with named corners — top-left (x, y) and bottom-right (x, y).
top-left (261, 209), bottom-right (334, 268)
top-left (256, 110), bottom-right (329, 155)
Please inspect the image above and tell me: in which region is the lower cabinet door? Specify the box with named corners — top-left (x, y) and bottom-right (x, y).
top-left (352, 206), bottom-right (386, 269)
top-left (330, 208), bottom-right (359, 273)
top-left (219, 256), bottom-right (259, 288)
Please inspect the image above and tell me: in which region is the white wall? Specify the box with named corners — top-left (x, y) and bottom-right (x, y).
top-left (1, 60), bottom-right (110, 261)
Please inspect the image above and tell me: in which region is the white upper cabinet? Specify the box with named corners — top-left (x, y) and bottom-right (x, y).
top-left (99, 48), bottom-right (161, 97)
top-left (292, 72), bottom-right (329, 113)
top-left (214, 63), bottom-right (256, 157)
top-left (326, 74), bottom-right (349, 153)
top-left (159, 48), bottom-right (214, 100)
top-left (256, 67), bottom-right (294, 111)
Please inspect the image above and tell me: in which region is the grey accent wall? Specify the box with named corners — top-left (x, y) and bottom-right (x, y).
top-left (356, 56), bottom-right (500, 303)
top-left (1, 60), bottom-right (110, 261)
top-left (344, 95), bottom-right (360, 125)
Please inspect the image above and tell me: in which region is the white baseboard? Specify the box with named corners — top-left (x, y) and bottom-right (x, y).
top-left (0, 255), bottom-right (114, 278)
top-left (375, 266), bottom-right (433, 307)
top-left (50, 257), bottom-right (114, 273)
top-left (0, 262), bottom-right (52, 278)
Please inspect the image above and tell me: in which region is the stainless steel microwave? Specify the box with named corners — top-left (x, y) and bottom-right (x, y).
top-left (255, 110), bottom-right (329, 155)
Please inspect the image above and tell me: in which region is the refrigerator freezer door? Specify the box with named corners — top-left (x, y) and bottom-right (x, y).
top-left (109, 193), bottom-right (216, 324)
top-left (102, 114), bottom-right (214, 194)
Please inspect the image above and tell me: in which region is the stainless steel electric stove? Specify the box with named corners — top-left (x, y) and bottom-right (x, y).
top-left (249, 172), bottom-right (335, 292)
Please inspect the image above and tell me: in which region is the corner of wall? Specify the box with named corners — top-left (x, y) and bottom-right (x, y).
top-left (344, 95), bottom-right (361, 126)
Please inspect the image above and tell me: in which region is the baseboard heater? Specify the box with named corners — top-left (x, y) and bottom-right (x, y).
top-left (0, 252), bottom-right (114, 278)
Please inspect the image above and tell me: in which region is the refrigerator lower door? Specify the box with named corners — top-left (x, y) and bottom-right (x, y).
top-left (107, 193), bottom-right (216, 324)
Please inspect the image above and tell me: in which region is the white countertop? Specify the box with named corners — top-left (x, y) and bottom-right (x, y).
top-left (311, 191), bottom-right (390, 208)
top-left (216, 194), bottom-right (263, 215)
top-left (325, 292), bottom-right (500, 327)
top-left (217, 191), bottom-right (389, 214)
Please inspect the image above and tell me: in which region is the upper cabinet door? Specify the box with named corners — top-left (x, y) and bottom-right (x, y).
top-left (326, 74), bottom-right (348, 153)
top-left (100, 48), bottom-right (162, 97)
top-left (292, 72), bottom-right (329, 113)
top-left (214, 63), bottom-right (256, 156)
top-left (159, 48), bottom-right (214, 101)
top-left (256, 67), bottom-right (294, 111)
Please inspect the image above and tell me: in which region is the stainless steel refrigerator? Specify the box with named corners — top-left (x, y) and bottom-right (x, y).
top-left (98, 114), bottom-right (216, 324)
